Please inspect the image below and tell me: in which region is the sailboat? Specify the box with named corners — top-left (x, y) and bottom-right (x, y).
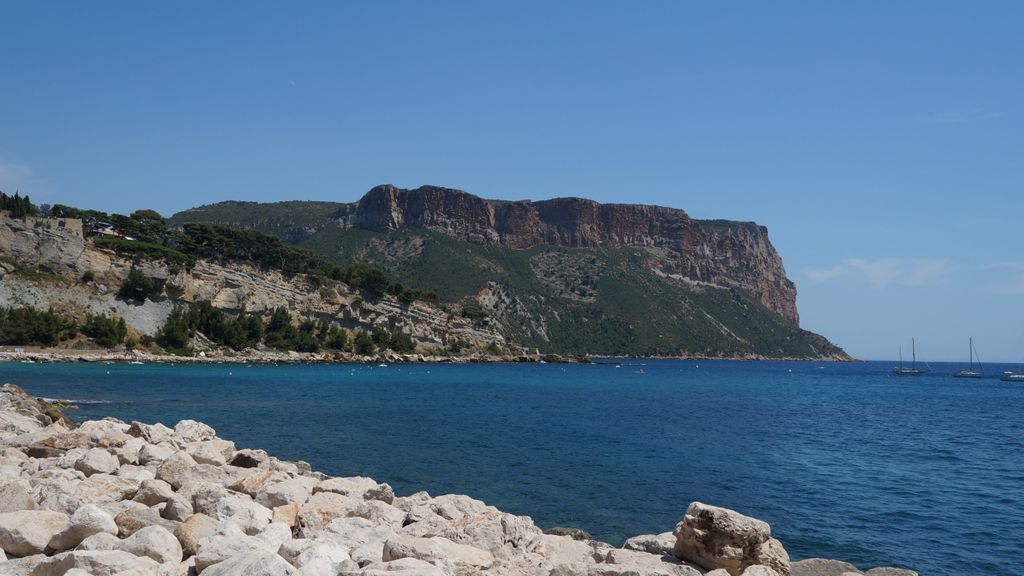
top-left (954, 338), bottom-right (983, 378)
top-left (893, 338), bottom-right (927, 376)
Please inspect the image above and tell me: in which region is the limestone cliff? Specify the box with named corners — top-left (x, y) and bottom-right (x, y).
top-left (326, 185), bottom-right (798, 323)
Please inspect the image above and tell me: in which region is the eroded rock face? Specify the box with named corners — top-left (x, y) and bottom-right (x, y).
top-left (672, 502), bottom-right (790, 576)
top-left (342, 184), bottom-right (800, 322)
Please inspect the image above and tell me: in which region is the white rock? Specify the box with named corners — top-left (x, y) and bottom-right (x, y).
top-left (382, 534), bottom-right (494, 569)
top-left (128, 421), bottom-right (176, 445)
top-left (116, 464), bottom-right (157, 483)
top-left (358, 557), bottom-right (446, 576)
top-left (202, 548), bottom-right (295, 576)
top-left (155, 451), bottom-right (198, 489)
top-left (112, 437), bottom-right (145, 465)
top-left (174, 420), bottom-right (216, 443)
top-left (0, 509), bottom-right (69, 556)
top-left (316, 476), bottom-right (378, 498)
top-left (189, 439), bottom-right (236, 466)
top-left (255, 522), bottom-right (293, 551)
top-left (75, 531), bottom-right (121, 551)
top-left (0, 480), bottom-right (37, 513)
top-left (741, 567), bottom-right (782, 576)
top-left (256, 476), bottom-right (318, 509)
top-left (72, 444), bottom-right (120, 475)
top-left (48, 504), bottom-right (118, 551)
top-left (324, 516), bottom-right (397, 565)
top-left (30, 549), bottom-right (160, 576)
top-left (428, 494), bottom-right (493, 520)
top-left (193, 523), bottom-right (271, 572)
top-left (624, 532), bottom-right (676, 556)
top-left (179, 481), bottom-right (229, 516)
top-left (117, 524), bottom-right (183, 564)
top-left (161, 494), bottom-right (194, 522)
top-left (673, 502), bottom-right (790, 576)
top-left (173, 512), bottom-right (219, 557)
top-left (139, 443), bottom-right (176, 465)
top-left (214, 494), bottom-right (273, 535)
top-left (75, 473), bottom-right (140, 505)
top-left (134, 479), bottom-right (176, 506)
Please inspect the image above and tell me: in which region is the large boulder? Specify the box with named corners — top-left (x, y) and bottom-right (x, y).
top-left (0, 509), bottom-right (69, 557)
top-left (173, 512), bottom-right (218, 557)
top-left (214, 494), bottom-right (273, 535)
top-left (202, 548), bottom-right (295, 576)
top-left (174, 420), bottom-right (216, 443)
top-left (73, 448), bottom-right (120, 477)
top-left (189, 439), bottom-right (236, 467)
top-left (117, 524), bottom-right (183, 563)
top-left (256, 476), bottom-right (319, 509)
top-left (624, 532), bottom-right (676, 556)
top-left (193, 523), bottom-right (273, 572)
top-left (155, 451), bottom-right (199, 489)
top-left (672, 502), bottom-right (790, 576)
top-left (74, 473), bottom-right (140, 505)
top-left (0, 480), bottom-right (37, 513)
top-left (48, 504), bottom-right (118, 551)
top-left (382, 534), bottom-right (495, 570)
top-left (133, 478), bottom-right (175, 506)
top-left (358, 557), bottom-right (446, 576)
top-left (316, 476), bottom-right (394, 503)
top-left (29, 549), bottom-right (160, 576)
top-left (114, 507), bottom-right (180, 538)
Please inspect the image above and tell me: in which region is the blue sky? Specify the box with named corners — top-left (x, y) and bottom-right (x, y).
top-left (1, 1), bottom-right (1021, 362)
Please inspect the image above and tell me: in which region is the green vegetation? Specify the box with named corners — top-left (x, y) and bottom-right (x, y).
top-left (49, 200), bottom-right (427, 302)
top-left (118, 269), bottom-right (160, 302)
top-left (167, 199), bottom-right (847, 358)
top-left (153, 300), bottom-right (417, 355)
top-left (0, 307), bottom-right (78, 346)
top-left (82, 314), bottom-right (127, 347)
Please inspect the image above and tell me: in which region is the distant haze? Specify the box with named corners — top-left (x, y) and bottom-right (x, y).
top-left (1, 2), bottom-right (1021, 362)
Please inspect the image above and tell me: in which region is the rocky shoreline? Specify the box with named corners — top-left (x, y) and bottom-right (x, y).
top-left (0, 349), bottom-right (853, 367)
top-left (0, 383), bottom-right (912, 576)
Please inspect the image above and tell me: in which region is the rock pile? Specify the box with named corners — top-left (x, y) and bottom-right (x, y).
top-left (0, 384), bottom-right (915, 576)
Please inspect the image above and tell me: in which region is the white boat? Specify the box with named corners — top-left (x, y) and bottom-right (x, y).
top-left (893, 338), bottom-right (926, 376)
top-left (1001, 371), bottom-right (1024, 383)
top-left (953, 338), bottom-right (983, 378)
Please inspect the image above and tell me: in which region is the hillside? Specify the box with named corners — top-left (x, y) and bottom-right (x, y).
top-left (0, 210), bottom-right (506, 358)
top-left (172, 185), bottom-right (848, 359)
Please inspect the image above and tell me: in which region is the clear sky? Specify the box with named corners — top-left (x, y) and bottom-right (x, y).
top-left (1, 1), bottom-right (1022, 362)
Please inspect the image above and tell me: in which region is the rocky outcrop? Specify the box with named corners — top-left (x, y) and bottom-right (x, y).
top-left (672, 502), bottom-right (790, 576)
top-left (0, 383), bottom-right (915, 575)
top-left (333, 185), bottom-right (799, 322)
top-left (0, 213), bottom-right (506, 351)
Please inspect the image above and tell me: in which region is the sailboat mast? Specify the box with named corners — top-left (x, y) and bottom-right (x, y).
top-left (970, 337), bottom-right (974, 370)
top-left (899, 346), bottom-right (903, 369)
top-left (912, 338), bottom-right (916, 370)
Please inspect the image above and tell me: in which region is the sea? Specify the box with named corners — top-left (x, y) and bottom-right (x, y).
top-left (2, 360), bottom-right (1021, 576)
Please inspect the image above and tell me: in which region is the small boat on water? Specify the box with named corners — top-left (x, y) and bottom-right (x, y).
top-left (954, 338), bottom-right (983, 378)
top-left (894, 338), bottom-right (927, 376)
top-left (1002, 371), bottom-right (1024, 383)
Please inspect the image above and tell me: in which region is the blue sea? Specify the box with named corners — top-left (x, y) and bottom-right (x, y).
top-left (2, 360), bottom-right (1021, 576)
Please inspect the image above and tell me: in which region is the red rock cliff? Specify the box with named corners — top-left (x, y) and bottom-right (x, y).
top-left (336, 185), bottom-right (799, 323)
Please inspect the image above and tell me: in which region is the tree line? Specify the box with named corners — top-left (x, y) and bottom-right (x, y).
top-left (156, 300), bottom-right (417, 356)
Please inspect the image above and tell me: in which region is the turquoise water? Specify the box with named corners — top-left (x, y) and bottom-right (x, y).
top-left (2, 360), bottom-right (1021, 575)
